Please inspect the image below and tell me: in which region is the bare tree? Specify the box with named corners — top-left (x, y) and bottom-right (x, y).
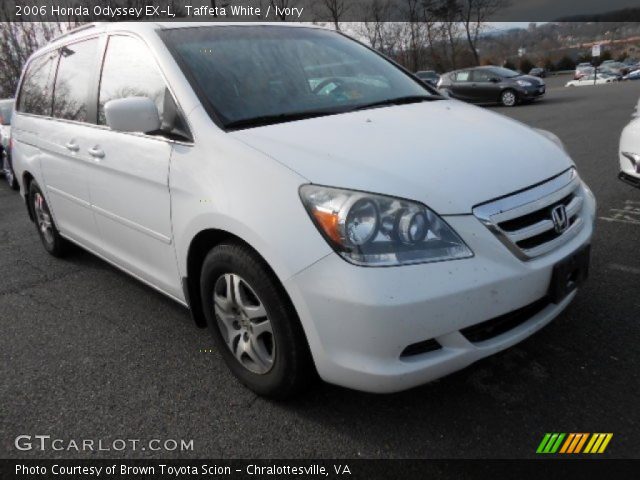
top-left (460, 0), bottom-right (506, 65)
top-left (0, 13), bottom-right (78, 97)
top-left (318, 0), bottom-right (350, 30)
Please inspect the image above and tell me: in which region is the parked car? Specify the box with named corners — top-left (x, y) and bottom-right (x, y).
top-left (529, 67), bottom-right (547, 78)
top-left (437, 66), bottom-right (546, 106)
top-left (599, 61), bottom-right (628, 77)
top-left (0, 98), bottom-right (17, 189)
top-left (415, 70), bottom-right (440, 87)
top-left (566, 73), bottom-right (617, 87)
top-left (574, 63), bottom-right (593, 80)
top-left (619, 100), bottom-right (640, 188)
top-left (12, 23), bottom-right (595, 398)
top-left (623, 70), bottom-right (640, 81)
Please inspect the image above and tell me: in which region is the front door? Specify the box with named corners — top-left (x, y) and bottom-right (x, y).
top-left (470, 69), bottom-right (501, 103)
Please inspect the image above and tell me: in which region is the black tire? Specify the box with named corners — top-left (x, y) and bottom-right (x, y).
top-left (500, 89), bottom-right (518, 107)
top-left (28, 181), bottom-right (70, 257)
top-left (200, 243), bottom-right (314, 399)
top-left (3, 152), bottom-right (18, 190)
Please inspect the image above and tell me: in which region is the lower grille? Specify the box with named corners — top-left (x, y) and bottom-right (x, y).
top-left (619, 171), bottom-right (640, 188)
top-left (401, 338), bottom-right (442, 358)
top-left (461, 297), bottom-right (550, 343)
top-left (473, 169), bottom-right (584, 260)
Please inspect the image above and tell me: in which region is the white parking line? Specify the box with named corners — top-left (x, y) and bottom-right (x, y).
top-left (599, 200), bottom-right (640, 226)
top-left (608, 263), bottom-right (640, 275)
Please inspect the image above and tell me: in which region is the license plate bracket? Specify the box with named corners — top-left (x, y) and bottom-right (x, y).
top-left (548, 245), bottom-right (590, 304)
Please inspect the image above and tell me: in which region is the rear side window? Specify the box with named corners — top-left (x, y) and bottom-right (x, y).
top-left (17, 52), bottom-right (59, 116)
top-left (455, 71), bottom-right (470, 82)
top-left (52, 38), bottom-right (99, 122)
top-left (98, 35), bottom-right (167, 125)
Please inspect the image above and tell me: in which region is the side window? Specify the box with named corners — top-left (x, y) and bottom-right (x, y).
top-left (52, 38), bottom-right (100, 122)
top-left (472, 70), bottom-right (493, 82)
top-left (98, 36), bottom-right (167, 126)
top-left (455, 71), bottom-right (470, 82)
top-left (17, 52), bottom-right (59, 116)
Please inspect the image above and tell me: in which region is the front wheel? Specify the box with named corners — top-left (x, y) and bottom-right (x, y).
top-left (29, 181), bottom-right (70, 257)
top-left (200, 243), bottom-right (314, 399)
top-left (500, 89), bottom-right (518, 107)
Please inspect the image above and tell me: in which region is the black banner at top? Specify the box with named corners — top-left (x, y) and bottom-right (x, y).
top-left (1, 0), bottom-right (640, 23)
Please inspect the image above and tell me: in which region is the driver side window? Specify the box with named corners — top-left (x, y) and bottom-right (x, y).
top-left (471, 70), bottom-right (493, 82)
top-left (98, 35), bottom-right (167, 126)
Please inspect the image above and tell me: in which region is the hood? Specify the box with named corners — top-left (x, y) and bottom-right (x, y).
top-left (231, 100), bottom-right (573, 214)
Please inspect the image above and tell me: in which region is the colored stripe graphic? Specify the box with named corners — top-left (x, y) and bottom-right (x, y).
top-left (536, 434), bottom-right (552, 453)
top-left (550, 433), bottom-right (565, 453)
top-left (559, 433), bottom-right (575, 453)
top-left (567, 433), bottom-right (583, 453)
top-left (536, 433), bottom-right (565, 454)
top-left (584, 433), bottom-right (614, 454)
top-left (573, 433), bottom-right (589, 453)
top-left (538, 433), bottom-right (613, 454)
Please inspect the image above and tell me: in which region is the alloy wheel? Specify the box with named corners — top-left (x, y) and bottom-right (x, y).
top-left (213, 273), bottom-right (275, 375)
top-left (33, 192), bottom-right (55, 246)
top-left (502, 90), bottom-right (516, 106)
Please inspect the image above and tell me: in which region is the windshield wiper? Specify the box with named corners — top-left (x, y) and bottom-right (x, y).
top-left (225, 95), bottom-right (443, 130)
top-left (349, 95), bottom-right (442, 112)
top-left (226, 109), bottom-right (340, 130)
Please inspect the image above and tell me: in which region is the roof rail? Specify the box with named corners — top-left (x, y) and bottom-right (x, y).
top-left (50, 23), bottom-right (98, 44)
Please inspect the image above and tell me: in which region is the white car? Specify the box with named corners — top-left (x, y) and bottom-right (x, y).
top-left (12, 23), bottom-right (596, 397)
top-left (566, 73), bottom-right (616, 87)
top-left (619, 101), bottom-right (640, 188)
top-left (0, 98), bottom-right (16, 189)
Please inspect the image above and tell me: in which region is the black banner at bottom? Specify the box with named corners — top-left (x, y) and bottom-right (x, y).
top-left (1, 459), bottom-right (638, 480)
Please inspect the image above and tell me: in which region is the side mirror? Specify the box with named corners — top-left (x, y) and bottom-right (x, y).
top-left (490, 77), bottom-right (501, 83)
top-left (105, 97), bottom-right (160, 134)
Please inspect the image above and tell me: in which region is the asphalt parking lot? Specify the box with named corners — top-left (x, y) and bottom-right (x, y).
top-left (1, 78), bottom-right (639, 460)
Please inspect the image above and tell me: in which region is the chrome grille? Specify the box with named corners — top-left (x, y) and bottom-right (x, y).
top-left (473, 169), bottom-right (584, 260)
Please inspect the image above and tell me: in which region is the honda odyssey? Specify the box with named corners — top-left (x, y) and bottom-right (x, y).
top-left (12, 23), bottom-right (596, 398)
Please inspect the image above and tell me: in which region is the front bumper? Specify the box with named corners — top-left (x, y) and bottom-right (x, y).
top-left (619, 151), bottom-right (640, 188)
top-left (520, 84), bottom-right (546, 100)
top-left (619, 171), bottom-right (640, 188)
top-left (285, 186), bottom-right (595, 393)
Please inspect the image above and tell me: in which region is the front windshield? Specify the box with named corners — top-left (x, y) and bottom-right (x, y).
top-left (0, 101), bottom-right (13, 125)
top-left (160, 26), bottom-right (433, 128)
top-left (488, 67), bottom-right (520, 78)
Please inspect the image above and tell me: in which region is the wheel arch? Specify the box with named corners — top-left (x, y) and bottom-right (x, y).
top-left (22, 170), bottom-right (36, 222)
top-left (184, 228), bottom-right (298, 330)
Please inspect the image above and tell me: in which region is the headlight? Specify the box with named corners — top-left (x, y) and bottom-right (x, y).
top-left (516, 79), bottom-right (532, 87)
top-left (535, 128), bottom-right (566, 152)
top-left (299, 185), bottom-right (473, 266)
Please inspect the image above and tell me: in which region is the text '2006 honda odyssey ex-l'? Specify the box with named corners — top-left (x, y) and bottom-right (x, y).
top-left (12, 23), bottom-right (595, 398)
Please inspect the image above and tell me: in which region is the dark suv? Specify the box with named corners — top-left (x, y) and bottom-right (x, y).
top-left (437, 66), bottom-right (546, 107)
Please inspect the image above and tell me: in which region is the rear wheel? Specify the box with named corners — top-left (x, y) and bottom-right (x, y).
top-left (2, 151), bottom-right (18, 190)
top-left (500, 89), bottom-right (518, 107)
top-left (200, 243), bottom-right (314, 398)
top-left (29, 181), bottom-right (70, 257)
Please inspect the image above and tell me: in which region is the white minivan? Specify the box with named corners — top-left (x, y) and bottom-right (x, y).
top-left (12, 23), bottom-right (596, 398)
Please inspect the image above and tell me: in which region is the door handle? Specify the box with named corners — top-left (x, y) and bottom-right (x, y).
top-left (65, 142), bottom-right (79, 152)
top-left (88, 146), bottom-right (105, 159)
